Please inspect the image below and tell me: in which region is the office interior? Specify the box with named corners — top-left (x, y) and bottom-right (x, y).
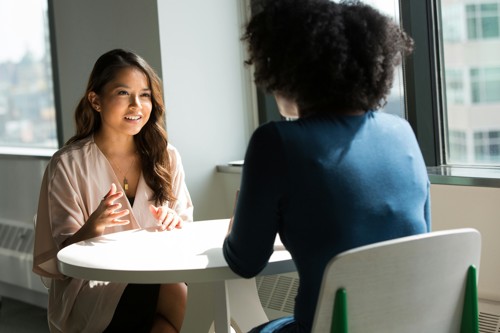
top-left (1, 0), bottom-right (499, 332)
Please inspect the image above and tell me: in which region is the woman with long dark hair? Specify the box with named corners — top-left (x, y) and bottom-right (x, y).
top-left (33, 49), bottom-right (193, 333)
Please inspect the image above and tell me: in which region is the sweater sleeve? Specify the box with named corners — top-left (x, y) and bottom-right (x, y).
top-left (223, 123), bottom-right (287, 278)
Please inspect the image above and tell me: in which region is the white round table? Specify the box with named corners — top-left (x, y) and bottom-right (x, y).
top-left (57, 219), bottom-right (296, 333)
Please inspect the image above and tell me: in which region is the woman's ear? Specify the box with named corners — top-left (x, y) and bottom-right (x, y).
top-left (88, 92), bottom-right (101, 112)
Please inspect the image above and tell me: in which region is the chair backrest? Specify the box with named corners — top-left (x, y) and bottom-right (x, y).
top-left (311, 228), bottom-right (481, 333)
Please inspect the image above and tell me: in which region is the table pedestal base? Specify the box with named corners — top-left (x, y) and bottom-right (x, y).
top-left (182, 278), bottom-right (269, 333)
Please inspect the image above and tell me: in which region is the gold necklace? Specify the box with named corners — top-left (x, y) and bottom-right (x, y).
top-left (108, 154), bottom-right (136, 191)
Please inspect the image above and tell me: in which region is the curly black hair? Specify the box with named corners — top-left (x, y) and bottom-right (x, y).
top-left (243, 0), bottom-right (414, 115)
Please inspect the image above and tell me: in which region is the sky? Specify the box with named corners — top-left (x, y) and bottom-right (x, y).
top-left (359, 0), bottom-right (400, 20)
top-left (332, 0), bottom-right (400, 20)
top-left (0, 0), bottom-right (46, 63)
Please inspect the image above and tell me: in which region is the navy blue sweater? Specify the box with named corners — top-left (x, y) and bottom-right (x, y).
top-left (223, 111), bottom-right (430, 332)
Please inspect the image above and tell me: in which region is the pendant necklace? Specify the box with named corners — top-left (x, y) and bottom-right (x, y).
top-left (109, 154), bottom-right (136, 191)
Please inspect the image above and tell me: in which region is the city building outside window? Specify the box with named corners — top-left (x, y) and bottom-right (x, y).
top-left (466, 3), bottom-right (500, 40)
top-left (0, 0), bottom-right (58, 152)
top-left (470, 67), bottom-right (500, 103)
top-left (441, 0), bottom-right (500, 165)
top-left (474, 130), bottom-right (500, 163)
top-left (443, 4), bottom-right (466, 42)
top-left (445, 69), bottom-right (466, 105)
top-left (449, 129), bottom-right (468, 163)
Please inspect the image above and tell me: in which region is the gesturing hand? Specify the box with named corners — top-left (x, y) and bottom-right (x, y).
top-left (149, 205), bottom-right (183, 231)
top-left (89, 183), bottom-right (130, 234)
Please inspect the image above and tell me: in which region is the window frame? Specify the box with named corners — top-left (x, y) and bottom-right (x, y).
top-left (401, 0), bottom-right (445, 167)
top-left (48, 0), bottom-right (64, 150)
top-left (404, 0), bottom-right (500, 187)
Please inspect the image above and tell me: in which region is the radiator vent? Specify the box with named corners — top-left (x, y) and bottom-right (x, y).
top-left (0, 222), bottom-right (34, 254)
top-left (256, 274), bottom-right (500, 333)
top-left (0, 218), bottom-right (48, 308)
top-left (479, 300), bottom-right (500, 333)
top-left (256, 274), bottom-right (298, 314)
top-left (478, 312), bottom-right (500, 333)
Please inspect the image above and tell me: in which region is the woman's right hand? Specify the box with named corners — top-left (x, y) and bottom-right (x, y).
top-left (61, 183), bottom-right (130, 248)
top-left (89, 183), bottom-right (130, 234)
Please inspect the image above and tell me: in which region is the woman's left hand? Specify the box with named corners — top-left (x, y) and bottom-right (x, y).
top-left (149, 205), bottom-right (183, 231)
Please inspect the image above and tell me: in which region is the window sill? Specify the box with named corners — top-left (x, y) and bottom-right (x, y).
top-left (0, 147), bottom-right (56, 159)
top-left (216, 165), bottom-right (243, 174)
top-left (217, 163), bottom-right (500, 188)
top-left (428, 166), bottom-right (500, 188)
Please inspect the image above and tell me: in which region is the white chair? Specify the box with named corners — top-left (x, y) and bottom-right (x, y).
top-left (311, 228), bottom-right (481, 333)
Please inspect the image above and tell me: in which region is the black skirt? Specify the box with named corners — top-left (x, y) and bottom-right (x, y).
top-left (103, 283), bottom-right (160, 333)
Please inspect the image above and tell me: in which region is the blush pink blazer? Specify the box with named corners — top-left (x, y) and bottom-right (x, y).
top-left (33, 136), bottom-right (193, 332)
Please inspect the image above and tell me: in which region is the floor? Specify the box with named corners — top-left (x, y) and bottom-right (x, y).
top-left (0, 296), bottom-right (49, 333)
top-left (0, 296), bottom-right (242, 333)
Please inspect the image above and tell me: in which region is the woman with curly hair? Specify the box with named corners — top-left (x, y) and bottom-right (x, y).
top-left (223, 0), bottom-right (430, 332)
top-left (33, 49), bottom-right (193, 333)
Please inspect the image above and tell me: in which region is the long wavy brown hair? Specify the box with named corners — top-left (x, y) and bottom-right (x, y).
top-left (66, 49), bottom-right (175, 205)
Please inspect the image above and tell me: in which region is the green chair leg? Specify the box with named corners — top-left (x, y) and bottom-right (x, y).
top-left (460, 265), bottom-right (479, 333)
top-left (332, 288), bottom-right (348, 333)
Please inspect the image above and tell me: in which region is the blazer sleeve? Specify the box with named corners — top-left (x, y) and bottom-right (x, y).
top-left (168, 145), bottom-right (194, 222)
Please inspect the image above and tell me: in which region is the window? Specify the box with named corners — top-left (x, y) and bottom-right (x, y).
top-left (442, 4), bottom-right (466, 42)
top-left (441, 0), bottom-right (500, 166)
top-left (466, 3), bottom-right (500, 40)
top-left (470, 67), bottom-right (500, 103)
top-left (474, 130), bottom-right (500, 162)
top-left (445, 69), bottom-right (465, 105)
top-left (0, 0), bottom-right (58, 152)
top-left (449, 129), bottom-right (468, 163)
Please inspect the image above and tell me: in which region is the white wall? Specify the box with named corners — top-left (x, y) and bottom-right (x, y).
top-left (431, 184), bottom-right (500, 302)
top-left (157, 0), bottom-right (255, 220)
top-left (0, 157), bottom-right (47, 226)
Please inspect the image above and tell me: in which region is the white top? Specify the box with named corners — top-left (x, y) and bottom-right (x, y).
top-left (58, 219), bottom-right (295, 284)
